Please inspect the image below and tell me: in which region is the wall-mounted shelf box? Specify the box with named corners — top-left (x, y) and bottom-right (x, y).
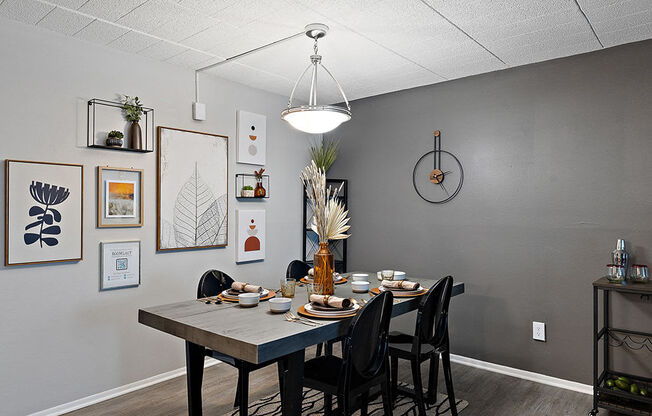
top-left (87, 98), bottom-right (154, 153)
top-left (235, 173), bottom-right (269, 199)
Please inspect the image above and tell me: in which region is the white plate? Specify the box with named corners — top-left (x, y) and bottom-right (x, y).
top-left (378, 285), bottom-right (423, 295)
top-left (376, 271), bottom-right (406, 280)
top-left (305, 303), bottom-right (360, 316)
top-left (221, 289), bottom-right (269, 299)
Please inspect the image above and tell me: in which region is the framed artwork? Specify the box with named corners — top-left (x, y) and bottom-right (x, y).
top-left (5, 160), bottom-right (83, 266)
top-left (100, 240), bottom-right (141, 290)
top-left (97, 166), bottom-right (143, 227)
top-left (236, 209), bottom-right (265, 262)
top-left (236, 110), bottom-right (266, 165)
top-left (157, 126), bottom-right (228, 251)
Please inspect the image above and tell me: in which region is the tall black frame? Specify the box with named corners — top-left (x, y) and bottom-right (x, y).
top-left (302, 178), bottom-right (348, 273)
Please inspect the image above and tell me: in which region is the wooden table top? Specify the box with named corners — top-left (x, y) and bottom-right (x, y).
top-left (139, 273), bottom-right (464, 364)
top-left (593, 276), bottom-right (652, 295)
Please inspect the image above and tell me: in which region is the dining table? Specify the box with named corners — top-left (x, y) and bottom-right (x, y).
top-left (138, 272), bottom-right (465, 416)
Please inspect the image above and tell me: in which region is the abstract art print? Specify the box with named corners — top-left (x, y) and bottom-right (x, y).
top-left (157, 126), bottom-right (228, 251)
top-left (237, 110), bottom-right (266, 165)
top-left (5, 160), bottom-right (83, 266)
top-left (97, 167), bottom-right (143, 228)
top-left (236, 209), bottom-right (265, 262)
top-left (106, 181), bottom-right (136, 217)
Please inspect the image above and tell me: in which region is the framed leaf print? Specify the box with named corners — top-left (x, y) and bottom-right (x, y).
top-left (97, 166), bottom-right (143, 227)
top-left (157, 126), bottom-right (228, 251)
top-left (5, 160), bottom-right (83, 266)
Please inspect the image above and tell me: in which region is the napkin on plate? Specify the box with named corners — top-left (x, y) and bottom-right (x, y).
top-left (309, 294), bottom-right (353, 309)
top-left (231, 281), bottom-right (263, 293)
top-left (381, 280), bottom-right (421, 291)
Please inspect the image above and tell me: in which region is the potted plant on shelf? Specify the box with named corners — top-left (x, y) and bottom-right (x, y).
top-left (106, 130), bottom-right (124, 147)
top-left (241, 185), bottom-right (254, 198)
top-left (122, 95), bottom-right (144, 150)
top-left (300, 161), bottom-right (351, 295)
top-left (254, 168), bottom-right (266, 198)
top-left (309, 139), bottom-right (338, 173)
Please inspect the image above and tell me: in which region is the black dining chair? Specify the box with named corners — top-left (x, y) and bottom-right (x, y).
top-left (302, 290), bottom-right (395, 416)
top-left (197, 269), bottom-right (280, 416)
top-left (286, 259), bottom-right (337, 357)
top-left (388, 275), bottom-right (457, 416)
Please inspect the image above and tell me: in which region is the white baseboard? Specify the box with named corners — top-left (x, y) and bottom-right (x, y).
top-left (27, 359), bottom-right (221, 416)
top-left (28, 353), bottom-right (592, 415)
top-left (450, 353), bottom-right (593, 395)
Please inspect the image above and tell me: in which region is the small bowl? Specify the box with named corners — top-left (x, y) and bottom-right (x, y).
top-left (238, 293), bottom-right (260, 307)
top-left (269, 298), bottom-right (292, 313)
top-left (352, 273), bottom-right (369, 281)
top-left (351, 281), bottom-right (370, 293)
top-left (393, 271), bottom-right (406, 281)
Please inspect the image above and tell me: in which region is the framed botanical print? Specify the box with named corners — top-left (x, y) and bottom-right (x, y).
top-left (236, 110), bottom-right (266, 165)
top-left (100, 240), bottom-right (141, 290)
top-left (5, 160), bottom-right (83, 266)
top-left (236, 209), bottom-right (265, 262)
top-left (97, 166), bottom-right (143, 227)
top-left (157, 126), bottom-right (228, 251)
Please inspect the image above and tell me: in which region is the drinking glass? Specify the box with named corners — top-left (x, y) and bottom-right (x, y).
top-left (305, 282), bottom-right (323, 297)
top-left (381, 270), bottom-right (395, 281)
top-left (606, 264), bottom-right (625, 283)
top-left (280, 278), bottom-right (296, 298)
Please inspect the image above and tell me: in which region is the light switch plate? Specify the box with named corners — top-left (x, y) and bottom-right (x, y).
top-left (533, 321), bottom-right (546, 342)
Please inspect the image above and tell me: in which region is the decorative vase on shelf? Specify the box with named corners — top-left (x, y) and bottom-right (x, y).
top-left (241, 188), bottom-right (254, 198)
top-left (129, 121), bottom-right (142, 150)
top-left (106, 136), bottom-right (123, 147)
top-left (314, 242), bottom-right (334, 295)
top-left (254, 181), bottom-right (266, 198)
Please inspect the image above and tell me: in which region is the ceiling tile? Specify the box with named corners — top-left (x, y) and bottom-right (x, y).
top-left (139, 40), bottom-right (188, 60)
top-left (207, 61), bottom-right (293, 97)
top-left (599, 20), bottom-right (652, 46)
top-left (73, 18), bottom-right (129, 44)
top-left (177, 0), bottom-right (238, 17)
top-left (0, 0), bottom-right (54, 25)
top-left (148, 7), bottom-right (218, 42)
top-left (502, 39), bottom-right (600, 67)
top-left (107, 30), bottom-right (159, 53)
top-left (165, 48), bottom-right (215, 68)
top-left (78, 0), bottom-right (147, 22)
top-left (37, 6), bottom-right (93, 35)
top-left (214, 0), bottom-right (288, 27)
top-left (44, 0), bottom-right (88, 9)
top-left (116, 0), bottom-right (179, 32)
top-left (180, 23), bottom-right (241, 54)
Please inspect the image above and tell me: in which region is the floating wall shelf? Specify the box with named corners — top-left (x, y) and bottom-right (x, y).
top-left (87, 98), bottom-right (154, 153)
top-left (235, 173), bottom-right (269, 199)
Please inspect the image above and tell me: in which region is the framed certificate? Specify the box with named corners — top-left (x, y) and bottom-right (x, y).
top-left (100, 240), bottom-right (141, 290)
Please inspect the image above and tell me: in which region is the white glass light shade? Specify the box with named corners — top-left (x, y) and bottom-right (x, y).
top-left (281, 105), bottom-right (351, 134)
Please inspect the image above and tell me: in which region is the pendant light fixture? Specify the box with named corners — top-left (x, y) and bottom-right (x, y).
top-left (281, 24), bottom-right (351, 134)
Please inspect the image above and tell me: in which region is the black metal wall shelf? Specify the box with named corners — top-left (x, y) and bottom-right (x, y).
top-left (87, 98), bottom-right (154, 153)
top-left (236, 173), bottom-right (269, 199)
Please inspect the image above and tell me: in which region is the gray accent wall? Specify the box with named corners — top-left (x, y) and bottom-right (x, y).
top-left (0, 20), bottom-right (311, 416)
top-left (329, 40), bottom-right (652, 384)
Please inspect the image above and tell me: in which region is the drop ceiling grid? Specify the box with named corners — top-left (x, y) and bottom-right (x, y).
top-left (0, 0), bottom-right (650, 102)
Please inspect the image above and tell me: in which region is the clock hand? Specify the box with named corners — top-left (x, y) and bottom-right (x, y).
top-left (439, 182), bottom-right (449, 196)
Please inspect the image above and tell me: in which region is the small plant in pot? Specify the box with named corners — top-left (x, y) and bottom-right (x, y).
top-left (122, 95), bottom-right (144, 150)
top-left (106, 130), bottom-right (124, 147)
top-left (241, 185), bottom-right (254, 198)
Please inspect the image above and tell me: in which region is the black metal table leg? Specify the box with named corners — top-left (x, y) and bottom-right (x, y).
top-left (186, 341), bottom-right (206, 416)
top-left (592, 287), bottom-right (598, 415)
top-left (603, 290), bottom-right (609, 378)
top-left (280, 349), bottom-right (305, 416)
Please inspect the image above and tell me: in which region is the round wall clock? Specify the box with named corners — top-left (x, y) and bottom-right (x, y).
top-left (412, 130), bottom-right (463, 204)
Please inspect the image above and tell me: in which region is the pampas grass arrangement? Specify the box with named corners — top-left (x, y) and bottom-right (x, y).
top-left (300, 161), bottom-right (351, 244)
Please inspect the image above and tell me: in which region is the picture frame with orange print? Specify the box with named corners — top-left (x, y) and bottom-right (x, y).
top-left (97, 166), bottom-right (143, 228)
top-left (236, 110), bottom-right (266, 165)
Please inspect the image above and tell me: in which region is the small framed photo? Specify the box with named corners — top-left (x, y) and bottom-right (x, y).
top-left (100, 240), bottom-right (141, 290)
top-left (97, 167), bottom-right (143, 227)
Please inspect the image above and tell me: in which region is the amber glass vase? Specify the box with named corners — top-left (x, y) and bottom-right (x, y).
top-left (314, 242), bottom-right (334, 295)
top-left (254, 180), bottom-right (266, 198)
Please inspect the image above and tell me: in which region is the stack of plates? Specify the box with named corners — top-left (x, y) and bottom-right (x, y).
top-left (304, 302), bottom-right (360, 317)
top-left (221, 288), bottom-right (269, 301)
top-left (303, 274), bottom-right (344, 283)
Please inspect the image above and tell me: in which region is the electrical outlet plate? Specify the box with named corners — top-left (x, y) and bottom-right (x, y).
top-left (533, 321), bottom-right (546, 342)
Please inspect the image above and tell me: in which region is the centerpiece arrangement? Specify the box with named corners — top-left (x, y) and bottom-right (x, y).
top-left (300, 161), bottom-right (351, 295)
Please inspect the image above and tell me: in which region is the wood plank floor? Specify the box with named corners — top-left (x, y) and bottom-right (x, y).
top-left (67, 347), bottom-right (600, 416)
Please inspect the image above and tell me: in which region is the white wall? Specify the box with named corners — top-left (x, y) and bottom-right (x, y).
top-left (0, 19), bottom-right (311, 416)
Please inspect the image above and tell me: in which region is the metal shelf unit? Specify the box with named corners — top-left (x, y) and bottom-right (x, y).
top-left (591, 277), bottom-right (652, 416)
top-left (87, 98), bottom-right (154, 152)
